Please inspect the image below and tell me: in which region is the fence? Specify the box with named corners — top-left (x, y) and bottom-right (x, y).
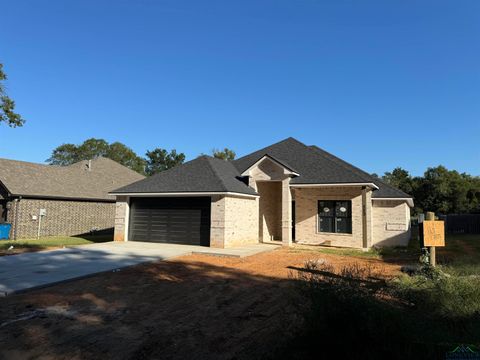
top-left (438, 214), bottom-right (480, 234)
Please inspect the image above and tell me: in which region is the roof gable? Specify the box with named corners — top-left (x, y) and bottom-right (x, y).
top-left (234, 137), bottom-right (412, 199)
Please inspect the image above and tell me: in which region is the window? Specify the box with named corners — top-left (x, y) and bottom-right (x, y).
top-left (318, 200), bottom-right (352, 234)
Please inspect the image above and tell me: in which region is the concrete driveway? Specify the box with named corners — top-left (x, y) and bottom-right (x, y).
top-left (0, 241), bottom-right (278, 295)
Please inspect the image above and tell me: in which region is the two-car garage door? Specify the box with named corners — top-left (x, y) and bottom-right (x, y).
top-left (128, 197), bottom-right (211, 246)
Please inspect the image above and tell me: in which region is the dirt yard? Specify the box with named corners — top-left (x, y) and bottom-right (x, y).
top-left (0, 247), bottom-right (402, 360)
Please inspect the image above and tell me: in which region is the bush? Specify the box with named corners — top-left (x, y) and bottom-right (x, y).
top-left (277, 260), bottom-right (480, 360)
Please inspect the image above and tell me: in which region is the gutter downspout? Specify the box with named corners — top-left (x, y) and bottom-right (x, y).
top-left (13, 197), bottom-right (21, 240)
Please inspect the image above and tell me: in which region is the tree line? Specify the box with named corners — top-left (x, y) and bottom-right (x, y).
top-left (46, 138), bottom-right (236, 176)
top-left (379, 167), bottom-right (480, 215)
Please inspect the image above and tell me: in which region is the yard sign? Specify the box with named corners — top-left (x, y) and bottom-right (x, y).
top-left (423, 220), bottom-right (445, 247)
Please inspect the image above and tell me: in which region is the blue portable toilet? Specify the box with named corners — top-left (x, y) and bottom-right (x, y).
top-left (0, 223), bottom-right (11, 240)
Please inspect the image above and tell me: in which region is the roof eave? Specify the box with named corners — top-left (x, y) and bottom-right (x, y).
top-left (290, 182), bottom-right (379, 190)
top-left (109, 191), bottom-right (259, 199)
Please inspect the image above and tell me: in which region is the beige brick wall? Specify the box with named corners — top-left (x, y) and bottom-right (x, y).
top-left (372, 200), bottom-right (411, 247)
top-left (294, 187), bottom-right (366, 248)
top-left (114, 196), bottom-right (129, 241)
top-left (9, 198), bottom-right (115, 239)
top-left (257, 182), bottom-right (282, 241)
top-left (223, 196), bottom-right (258, 247)
top-left (210, 195), bottom-right (258, 248)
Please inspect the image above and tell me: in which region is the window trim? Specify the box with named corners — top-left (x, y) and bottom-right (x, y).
top-left (317, 200), bottom-right (352, 234)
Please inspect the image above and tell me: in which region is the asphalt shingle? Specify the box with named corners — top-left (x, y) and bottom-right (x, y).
top-left (113, 156), bottom-right (258, 196)
top-left (0, 157), bottom-right (144, 201)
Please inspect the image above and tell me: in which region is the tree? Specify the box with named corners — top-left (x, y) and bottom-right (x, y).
top-left (382, 167), bottom-right (414, 195)
top-left (212, 148), bottom-right (236, 161)
top-left (47, 138), bottom-right (146, 174)
top-left (145, 148), bottom-right (185, 175)
top-left (47, 143), bottom-right (80, 166)
top-left (107, 142), bottom-right (146, 174)
top-left (381, 165), bottom-right (480, 215)
top-left (0, 63), bottom-right (24, 127)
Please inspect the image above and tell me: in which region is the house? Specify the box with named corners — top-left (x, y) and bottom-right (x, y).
top-left (0, 157), bottom-right (144, 239)
top-left (111, 138), bottom-right (413, 249)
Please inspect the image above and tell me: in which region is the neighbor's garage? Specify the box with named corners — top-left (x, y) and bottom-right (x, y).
top-left (128, 197), bottom-right (211, 246)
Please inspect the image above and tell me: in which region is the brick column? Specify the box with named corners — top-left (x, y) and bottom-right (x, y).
top-left (281, 177), bottom-right (292, 246)
top-left (210, 195), bottom-right (226, 248)
top-left (361, 187), bottom-right (372, 249)
top-left (114, 196), bottom-right (129, 241)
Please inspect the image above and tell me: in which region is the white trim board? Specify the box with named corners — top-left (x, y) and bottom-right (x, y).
top-left (241, 155), bottom-right (300, 177)
top-left (290, 183), bottom-right (379, 190)
top-left (109, 191), bottom-right (259, 199)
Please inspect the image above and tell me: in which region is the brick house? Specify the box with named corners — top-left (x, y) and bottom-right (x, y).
top-left (112, 138), bottom-right (413, 249)
top-left (0, 157), bottom-right (144, 239)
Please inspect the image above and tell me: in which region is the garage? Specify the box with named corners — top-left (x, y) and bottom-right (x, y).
top-left (128, 197), bottom-right (211, 246)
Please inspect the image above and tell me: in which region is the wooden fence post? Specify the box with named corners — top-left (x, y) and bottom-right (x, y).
top-left (426, 212), bottom-right (436, 266)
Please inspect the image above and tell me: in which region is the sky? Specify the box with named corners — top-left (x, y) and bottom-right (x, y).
top-left (1, 0), bottom-right (479, 176)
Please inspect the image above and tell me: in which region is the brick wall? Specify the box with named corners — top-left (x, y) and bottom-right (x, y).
top-left (294, 187), bottom-right (366, 248)
top-left (372, 200), bottom-right (411, 247)
top-left (113, 196), bottom-right (129, 241)
top-left (257, 182), bottom-right (282, 241)
top-left (9, 198), bottom-right (115, 239)
top-left (210, 195), bottom-right (258, 248)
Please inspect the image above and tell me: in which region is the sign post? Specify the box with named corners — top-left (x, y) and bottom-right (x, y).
top-left (422, 212), bottom-right (445, 267)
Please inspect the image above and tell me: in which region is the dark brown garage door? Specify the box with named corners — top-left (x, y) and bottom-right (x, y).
top-left (129, 197), bottom-right (210, 246)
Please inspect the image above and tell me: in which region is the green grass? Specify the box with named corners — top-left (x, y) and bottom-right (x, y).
top-left (0, 234), bottom-right (112, 254)
top-left (278, 233), bottom-right (480, 360)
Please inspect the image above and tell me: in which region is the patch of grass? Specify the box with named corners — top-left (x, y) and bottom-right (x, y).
top-left (278, 260), bottom-right (480, 360)
top-left (0, 234), bottom-right (111, 255)
top-left (438, 234), bottom-right (480, 275)
top-left (314, 247), bottom-right (382, 258)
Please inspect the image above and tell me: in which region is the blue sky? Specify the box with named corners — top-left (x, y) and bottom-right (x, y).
top-left (1, 0), bottom-right (479, 176)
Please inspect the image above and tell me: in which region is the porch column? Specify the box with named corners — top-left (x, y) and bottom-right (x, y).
top-left (281, 177), bottom-right (292, 246)
top-left (361, 187), bottom-right (372, 249)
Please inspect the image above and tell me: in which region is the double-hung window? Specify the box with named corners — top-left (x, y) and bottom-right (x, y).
top-left (318, 200), bottom-right (352, 234)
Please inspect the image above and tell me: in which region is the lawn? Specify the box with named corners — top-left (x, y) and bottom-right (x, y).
top-left (0, 234), bottom-right (112, 255)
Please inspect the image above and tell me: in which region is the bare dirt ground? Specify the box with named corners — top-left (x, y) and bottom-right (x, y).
top-left (0, 247), bottom-right (402, 360)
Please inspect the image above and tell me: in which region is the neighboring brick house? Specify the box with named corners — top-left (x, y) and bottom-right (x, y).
top-left (111, 138), bottom-right (413, 249)
top-left (0, 157), bottom-right (144, 239)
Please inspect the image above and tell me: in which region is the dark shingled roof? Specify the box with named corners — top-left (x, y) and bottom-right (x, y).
top-left (233, 137), bottom-right (411, 199)
top-left (113, 156), bottom-right (258, 196)
top-left (0, 157), bottom-right (145, 201)
top-left (112, 137), bottom-right (411, 200)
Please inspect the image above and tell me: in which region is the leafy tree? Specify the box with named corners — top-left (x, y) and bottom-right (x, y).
top-left (382, 167), bottom-right (414, 195)
top-left (0, 63), bottom-right (24, 127)
top-left (212, 148), bottom-right (236, 161)
top-left (47, 138), bottom-right (146, 174)
top-left (382, 165), bottom-right (480, 215)
top-left (145, 148), bottom-right (185, 175)
top-left (47, 143), bottom-right (80, 166)
top-left (106, 142), bottom-right (146, 174)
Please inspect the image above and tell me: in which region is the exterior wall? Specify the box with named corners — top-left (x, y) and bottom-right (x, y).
top-left (9, 198), bottom-right (115, 239)
top-left (210, 195), bottom-right (226, 248)
top-left (210, 195), bottom-right (258, 248)
top-left (294, 187), bottom-right (367, 248)
top-left (257, 182), bottom-right (282, 241)
top-left (113, 196), bottom-right (129, 241)
top-left (247, 157), bottom-right (292, 245)
top-left (372, 200), bottom-right (411, 247)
